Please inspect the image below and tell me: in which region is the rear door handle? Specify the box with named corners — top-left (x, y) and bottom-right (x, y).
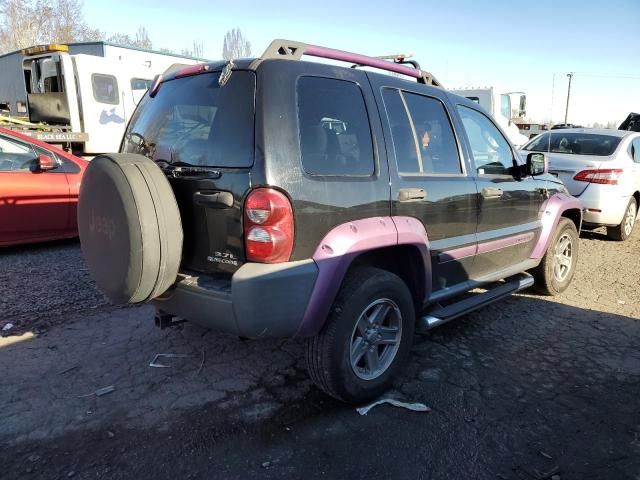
top-left (193, 191), bottom-right (234, 208)
top-left (481, 187), bottom-right (503, 199)
top-left (398, 188), bottom-right (427, 202)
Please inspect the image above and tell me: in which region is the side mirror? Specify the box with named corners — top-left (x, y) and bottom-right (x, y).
top-left (526, 152), bottom-right (547, 176)
top-left (37, 153), bottom-right (57, 171)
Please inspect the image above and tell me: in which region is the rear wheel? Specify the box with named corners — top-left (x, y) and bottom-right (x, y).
top-left (531, 218), bottom-right (579, 296)
top-left (305, 267), bottom-right (415, 404)
top-left (607, 198), bottom-right (637, 241)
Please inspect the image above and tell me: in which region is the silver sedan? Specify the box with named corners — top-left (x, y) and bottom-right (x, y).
top-left (521, 128), bottom-right (640, 241)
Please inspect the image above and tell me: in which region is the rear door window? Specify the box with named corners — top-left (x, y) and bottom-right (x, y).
top-left (122, 71), bottom-right (255, 168)
top-left (382, 89), bottom-right (462, 175)
top-left (297, 77), bottom-right (374, 176)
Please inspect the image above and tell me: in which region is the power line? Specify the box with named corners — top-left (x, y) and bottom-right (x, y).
top-left (569, 72), bottom-right (640, 80)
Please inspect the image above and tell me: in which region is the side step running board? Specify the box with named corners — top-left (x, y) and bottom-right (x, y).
top-left (419, 272), bottom-right (534, 331)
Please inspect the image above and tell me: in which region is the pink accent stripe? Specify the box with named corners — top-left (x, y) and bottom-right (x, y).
top-left (438, 244), bottom-right (476, 263)
top-left (305, 45), bottom-right (422, 79)
top-left (477, 232), bottom-right (536, 255)
top-left (439, 232), bottom-right (536, 264)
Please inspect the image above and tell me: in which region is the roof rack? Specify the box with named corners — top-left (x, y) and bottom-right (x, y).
top-left (260, 39), bottom-right (442, 87)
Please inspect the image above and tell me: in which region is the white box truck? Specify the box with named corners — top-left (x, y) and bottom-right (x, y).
top-left (0, 42), bottom-right (204, 155)
top-left (450, 87), bottom-right (529, 147)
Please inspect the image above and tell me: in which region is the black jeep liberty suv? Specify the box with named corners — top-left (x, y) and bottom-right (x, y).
top-left (78, 40), bottom-right (582, 403)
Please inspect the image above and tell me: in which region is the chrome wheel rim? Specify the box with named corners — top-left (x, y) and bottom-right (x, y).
top-left (553, 233), bottom-right (573, 283)
top-left (350, 298), bottom-right (402, 381)
top-left (623, 202), bottom-right (637, 237)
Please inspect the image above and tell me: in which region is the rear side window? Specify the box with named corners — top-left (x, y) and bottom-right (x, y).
top-left (382, 89), bottom-right (461, 175)
top-left (122, 71), bottom-right (255, 168)
top-left (297, 77), bottom-right (374, 176)
top-left (92, 74), bottom-right (119, 105)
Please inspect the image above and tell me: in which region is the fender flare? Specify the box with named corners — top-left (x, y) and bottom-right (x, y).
top-left (530, 193), bottom-right (583, 259)
top-left (295, 216), bottom-right (430, 337)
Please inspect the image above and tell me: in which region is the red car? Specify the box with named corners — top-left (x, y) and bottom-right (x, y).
top-left (0, 127), bottom-right (88, 247)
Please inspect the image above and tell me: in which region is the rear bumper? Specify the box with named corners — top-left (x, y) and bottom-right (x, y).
top-left (152, 259), bottom-right (318, 338)
top-left (578, 185), bottom-right (630, 226)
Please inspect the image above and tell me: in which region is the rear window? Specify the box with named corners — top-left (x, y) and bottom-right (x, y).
top-left (523, 132), bottom-right (622, 156)
top-left (297, 76), bottom-right (374, 176)
top-left (122, 71), bottom-right (255, 168)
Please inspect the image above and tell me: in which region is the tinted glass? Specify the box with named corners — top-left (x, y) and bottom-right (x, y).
top-left (297, 77), bottom-right (374, 176)
top-left (403, 92), bottom-right (461, 175)
top-left (122, 71), bottom-right (255, 168)
top-left (382, 89), bottom-right (419, 173)
top-left (92, 74), bottom-right (119, 105)
top-left (458, 105), bottom-right (514, 175)
top-left (0, 135), bottom-right (35, 171)
top-left (523, 132), bottom-right (623, 156)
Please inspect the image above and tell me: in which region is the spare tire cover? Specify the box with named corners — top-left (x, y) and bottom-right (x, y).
top-left (78, 153), bottom-right (183, 304)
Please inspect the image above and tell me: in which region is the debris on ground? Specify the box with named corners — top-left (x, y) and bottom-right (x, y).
top-left (356, 398), bottom-right (431, 416)
top-left (95, 385), bottom-right (115, 396)
top-left (2, 322), bottom-right (14, 331)
top-left (79, 385), bottom-right (115, 398)
top-left (261, 459), bottom-right (280, 469)
top-left (149, 353), bottom-right (193, 368)
top-left (58, 365), bottom-right (79, 375)
top-left (196, 349), bottom-right (206, 375)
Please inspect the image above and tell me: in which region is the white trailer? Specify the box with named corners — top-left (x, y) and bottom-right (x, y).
top-left (0, 42), bottom-right (205, 155)
top-left (450, 87), bottom-right (529, 147)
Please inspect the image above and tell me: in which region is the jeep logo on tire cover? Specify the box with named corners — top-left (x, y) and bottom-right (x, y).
top-left (88, 210), bottom-right (116, 241)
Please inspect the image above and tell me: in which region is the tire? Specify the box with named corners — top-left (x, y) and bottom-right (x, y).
top-left (305, 267), bottom-right (415, 404)
top-left (531, 218), bottom-right (579, 296)
top-left (78, 154), bottom-right (183, 304)
top-left (607, 198), bottom-right (637, 241)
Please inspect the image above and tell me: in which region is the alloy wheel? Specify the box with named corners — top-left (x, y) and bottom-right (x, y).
top-left (349, 298), bottom-right (403, 381)
top-left (553, 233), bottom-right (573, 282)
top-left (623, 201), bottom-right (637, 238)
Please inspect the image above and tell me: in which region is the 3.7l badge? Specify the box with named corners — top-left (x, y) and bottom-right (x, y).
top-left (207, 251), bottom-right (239, 266)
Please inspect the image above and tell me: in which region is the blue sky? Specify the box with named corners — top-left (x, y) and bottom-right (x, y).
top-left (83, 0), bottom-right (640, 125)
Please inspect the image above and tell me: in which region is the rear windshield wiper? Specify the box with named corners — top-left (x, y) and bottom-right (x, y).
top-left (155, 160), bottom-right (221, 178)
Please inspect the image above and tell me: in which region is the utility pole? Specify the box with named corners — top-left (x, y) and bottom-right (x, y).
top-left (564, 72), bottom-right (574, 125)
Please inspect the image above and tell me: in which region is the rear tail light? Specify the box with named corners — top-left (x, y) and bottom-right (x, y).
top-left (573, 169), bottom-right (623, 185)
top-left (244, 188), bottom-right (294, 263)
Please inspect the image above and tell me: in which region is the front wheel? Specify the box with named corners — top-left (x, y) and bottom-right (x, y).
top-left (305, 267), bottom-right (415, 404)
top-left (607, 198), bottom-right (637, 241)
top-left (531, 218), bottom-right (579, 296)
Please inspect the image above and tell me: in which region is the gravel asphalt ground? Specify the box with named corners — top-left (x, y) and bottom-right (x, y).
top-left (1, 228), bottom-right (639, 479)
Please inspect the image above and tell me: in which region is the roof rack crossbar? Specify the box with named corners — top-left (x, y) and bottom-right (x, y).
top-left (261, 39), bottom-right (442, 87)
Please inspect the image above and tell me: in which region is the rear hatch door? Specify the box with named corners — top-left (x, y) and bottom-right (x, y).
top-left (121, 69), bottom-right (256, 275)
